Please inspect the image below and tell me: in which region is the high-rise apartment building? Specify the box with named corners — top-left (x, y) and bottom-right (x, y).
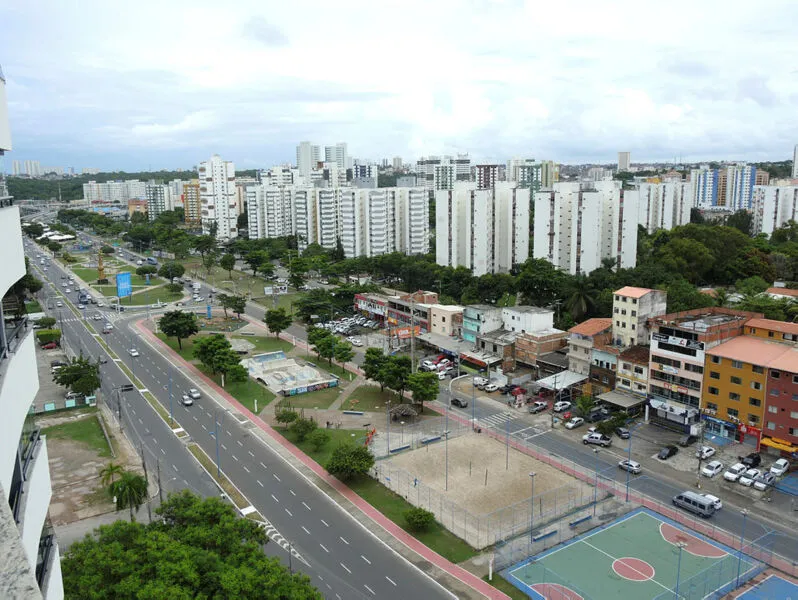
top-left (417, 154), bottom-right (471, 192)
top-left (261, 166), bottom-right (299, 187)
top-left (436, 182), bottom-right (530, 276)
top-left (198, 154), bottom-right (237, 240)
top-left (475, 164), bottom-right (500, 190)
top-left (533, 181), bottom-right (638, 275)
top-left (433, 163), bottom-right (455, 191)
top-left (506, 158), bottom-right (543, 191)
top-left (145, 183), bottom-right (173, 221)
top-left (637, 181), bottom-right (695, 233)
top-left (540, 160), bottom-right (559, 189)
top-left (722, 164), bottom-right (757, 211)
top-left (24, 160), bottom-right (41, 178)
top-left (246, 185), bottom-right (295, 240)
top-left (618, 152), bottom-right (631, 172)
top-left (296, 141), bottom-right (321, 177)
top-left (0, 62), bottom-right (64, 599)
top-left (183, 179), bottom-right (201, 224)
top-left (793, 145), bottom-right (798, 179)
top-left (12, 160), bottom-right (22, 175)
top-left (392, 156), bottom-right (403, 170)
top-left (82, 180), bottom-right (146, 203)
top-left (751, 185), bottom-right (798, 236)
top-left (324, 143), bottom-right (349, 171)
top-left (690, 167), bottom-right (719, 206)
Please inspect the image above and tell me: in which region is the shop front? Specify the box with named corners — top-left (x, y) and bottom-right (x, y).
top-left (701, 414), bottom-right (739, 443)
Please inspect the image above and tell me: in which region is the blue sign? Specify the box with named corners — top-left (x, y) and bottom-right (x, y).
top-left (206, 305), bottom-right (212, 319)
top-left (117, 272), bottom-right (132, 298)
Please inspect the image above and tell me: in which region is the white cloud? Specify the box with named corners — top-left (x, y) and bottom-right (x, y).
top-left (1, 0), bottom-right (797, 169)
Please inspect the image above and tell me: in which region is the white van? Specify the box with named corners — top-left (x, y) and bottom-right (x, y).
top-left (672, 490), bottom-right (716, 518)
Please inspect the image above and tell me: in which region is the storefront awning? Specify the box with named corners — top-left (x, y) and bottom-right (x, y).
top-left (597, 390), bottom-right (647, 409)
top-left (536, 370), bottom-right (586, 390)
top-left (760, 437), bottom-right (796, 452)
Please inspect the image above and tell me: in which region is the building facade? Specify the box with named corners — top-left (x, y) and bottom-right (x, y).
top-left (296, 141), bottom-right (321, 177)
top-left (723, 164), bottom-right (757, 211)
top-left (198, 155), bottom-right (237, 240)
top-left (462, 305), bottom-right (503, 345)
top-left (611, 286), bottom-right (667, 348)
top-left (567, 318), bottom-right (613, 377)
top-left (690, 168), bottom-right (718, 207)
top-left (182, 179), bottom-right (201, 224)
top-left (246, 185), bottom-right (295, 240)
top-left (475, 164), bottom-right (500, 190)
top-left (751, 185), bottom-right (798, 236)
top-left (145, 183), bottom-right (173, 221)
top-left (636, 182), bottom-right (695, 233)
top-left (617, 152), bottom-right (631, 171)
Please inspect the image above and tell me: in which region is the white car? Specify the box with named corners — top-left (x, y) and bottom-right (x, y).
top-left (618, 459), bottom-right (642, 474)
top-left (65, 288), bottom-right (71, 293)
top-left (565, 417), bottom-right (584, 429)
top-left (180, 393), bottom-right (194, 406)
top-left (188, 388), bottom-right (201, 399)
top-left (473, 376), bottom-right (488, 386)
top-left (61, 283), bottom-right (67, 288)
top-left (484, 383), bottom-right (499, 393)
top-left (770, 458), bottom-right (790, 477)
top-left (553, 400), bottom-right (572, 412)
top-left (702, 460), bottom-right (724, 478)
top-left (701, 494), bottom-right (723, 510)
top-left (56, 301), bottom-right (63, 307)
top-left (696, 445), bottom-right (716, 460)
top-left (723, 463), bottom-right (747, 482)
top-left (128, 348), bottom-right (140, 357)
top-left (753, 472), bottom-right (776, 491)
top-left (92, 314), bottom-right (102, 321)
top-left (349, 338), bottom-right (363, 347)
top-left (739, 468), bottom-right (761, 487)
top-left (97, 301), bottom-right (105, 307)
top-left (104, 322), bottom-right (114, 330)
top-left (437, 371), bottom-right (447, 380)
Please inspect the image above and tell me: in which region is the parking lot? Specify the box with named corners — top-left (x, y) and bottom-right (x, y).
top-left (319, 314), bottom-right (381, 347)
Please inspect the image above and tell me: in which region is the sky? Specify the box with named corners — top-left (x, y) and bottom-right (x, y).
top-left (2, 0), bottom-right (798, 172)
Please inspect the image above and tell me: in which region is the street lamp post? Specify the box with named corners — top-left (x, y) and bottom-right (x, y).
top-left (529, 472), bottom-right (537, 542)
top-left (625, 422), bottom-right (644, 503)
top-left (674, 541), bottom-right (687, 599)
top-left (445, 398), bottom-right (449, 491)
top-left (400, 421), bottom-right (405, 444)
top-left (736, 509), bottom-right (749, 588)
top-left (168, 371), bottom-right (173, 427)
top-left (593, 448), bottom-right (600, 516)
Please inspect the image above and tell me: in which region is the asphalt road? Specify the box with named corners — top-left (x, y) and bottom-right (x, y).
top-left (29, 244), bottom-right (453, 600)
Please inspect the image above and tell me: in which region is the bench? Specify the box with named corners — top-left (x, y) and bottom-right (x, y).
top-left (569, 515), bottom-right (592, 528)
top-left (389, 444), bottom-right (411, 454)
top-left (342, 410), bottom-right (365, 416)
top-left (532, 530), bottom-right (557, 542)
top-left (420, 436), bottom-right (442, 445)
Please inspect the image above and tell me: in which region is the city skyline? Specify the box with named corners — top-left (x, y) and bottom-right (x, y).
top-left (2, 0), bottom-right (798, 171)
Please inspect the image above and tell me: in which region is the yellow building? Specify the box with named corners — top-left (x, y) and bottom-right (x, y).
top-left (183, 179), bottom-right (201, 224)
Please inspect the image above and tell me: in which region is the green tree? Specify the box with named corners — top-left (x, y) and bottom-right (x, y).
top-left (275, 408), bottom-right (299, 426)
top-left (735, 276), bottom-right (769, 297)
top-left (404, 507), bottom-right (435, 532)
top-left (52, 356), bottom-right (101, 397)
top-left (244, 250), bottom-right (269, 276)
top-left (264, 307), bottom-right (292, 337)
top-left (290, 417), bottom-right (317, 442)
top-left (192, 234), bottom-right (217, 259)
top-left (136, 264), bottom-right (158, 277)
top-left (202, 251), bottom-right (218, 277)
top-left (326, 443), bottom-right (375, 481)
top-left (564, 274), bottom-right (596, 321)
top-left (308, 428), bottom-right (331, 452)
top-left (220, 253), bottom-right (236, 279)
top-left (37, 316), bottom-right (57, 328)
top-left (289, 271), bottom-right (305, 290)
top-left (333, 339), bottom-right (355, 368)
top-left (575, 395), bottom-right (595, 418)
top-left (159, 310), bottom-right (198, 350)
top-left (217, 293), bottom-right (234, 318)
top-left (315, 334), bottom-right (337, 366)
top-left (259, 260), bottom-right (275, 279)
top-left (99, 462), bottom-right (124, 488)
top-left (380, 355), bottom-right (412, 401)
top-left (158, 261), bottom-right (185, 280)
top-left (100, 245), bottom-right (115, 254)
top-left (193, 334), bottom-right (245, 387)
top-left (407, 371), bottom-right (439, 413)
top-left (62, 491), bottom-right (322, 599)
top-left (362, 348), bottom-right (388, 390)
top-left (110, 470), bottom-right (148, 521)
top-left (726, 210), bottom-right (753, 236)
top-left (228, 294), bottom-right (246, 319)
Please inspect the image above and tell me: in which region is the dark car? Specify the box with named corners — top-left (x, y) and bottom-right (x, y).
top-left (588, 408), bottom-right (610, 423)
top-left (615, 427), bottom-right (631, 439)
top-left (658, 445), bottom-right (679, 460)
top-left (500, 384), bottom-right (519, 395)
top-left (678, 434), bottom-right (698, 447)
top-left (741, 453), bottom-right (762, 468)
top-left (451, 397), bottom-right (468, 408)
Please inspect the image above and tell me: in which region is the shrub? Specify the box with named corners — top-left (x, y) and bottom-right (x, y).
top-left (290, 417), bottom-right (317, 442)
top-left (307, 429), bottom-right (331, 452)
top-left (36, 329), bottom-right (62, 345)
top-left (404, 507), bottom-right (435, 532)
top-left (275, 409), bottom-right (299, 426)
top-left (166, 283), bottom-right (183, 293)
top-left (101, 245), bottom-right (115, 254)
top-left (325, 443), bottom-right (374, 481)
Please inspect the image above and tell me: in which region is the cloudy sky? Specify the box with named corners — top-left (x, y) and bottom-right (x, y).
top-left (2, 0), bottom-right (798, 172)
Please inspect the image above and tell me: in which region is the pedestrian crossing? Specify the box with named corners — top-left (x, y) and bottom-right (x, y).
top-left (478, 411), bottom-right (520, 428)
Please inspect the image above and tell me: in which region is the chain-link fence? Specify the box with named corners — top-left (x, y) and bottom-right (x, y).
top-left (369, 413), bottom-right (473, 459)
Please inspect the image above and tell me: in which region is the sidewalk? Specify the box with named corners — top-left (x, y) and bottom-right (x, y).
top-left (134, 316), bottom-right (509, 600)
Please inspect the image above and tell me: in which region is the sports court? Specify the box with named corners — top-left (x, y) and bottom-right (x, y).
top-left (242, 351), bottom-right (338, 395)
top-left (504, 508), bottom-right (762, 600)
top-left (736, 573), bottom-right (798, 599)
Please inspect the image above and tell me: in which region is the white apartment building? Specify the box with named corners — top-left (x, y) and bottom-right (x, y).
top-left (324, 143), bottom-right (349, 171)
top-left (393, 156), bottom-right (403, 170)
top-left (145, 183), bottom-right (173, 221)
top-left (611, 286), bottom-right (667, 348)
top-left (294, 188), bottom-right (318, 250)
top-left (198, 154), bottom-right (237, 240)
top-left (436, 182), bottom-right (530, 276)
top-left (793, 145), bottom-right (798, 179)
top-left (690, 167), bottom-right (719, 206)
top-left (417, 154), bottom-right (471, 192)
top-left (395, 187), bottom-right (429, 255)
top-left (262, 166), bottom-right (299, 187)
top-left (24, 160), bottom-right (42, 178)
top-left (618, 152), bottom-right (631, 172)
top-left (433, 163), bottom-right (455, 191)
top-left (506, 158), bottom-right (543, 190)
top-left (340, 189), bottom-right (396, 257)
top-left (587, 167), bottom-right (613, 181)
top-left (637, 181), bottom-right (695, 233)
top-left (502, 306), bottom-right (554, 334)
top-left (533, 181), bottom-right (638, 275)
top-left (475, 164), bottom-right (499, 190)
top-left (752, 185), bottom-right (798, 236)
top-left (167, 179), bottom-right (184, 204)
top-left (183, 180), bottom-right (201, 224)
top-left (246, 185), bottom-right (295, 240)
top-left (12, 160), bottom-right (22, 175)
top-left (0, 65), bottom-right (63, 597)
top-left (723, 164), bottom-right (757, 211)
top-left (315, 188), bottom-right (340, 250)
top-left (296, 141), bottom-right (321, 177)
top-left (82, 180), bottom-right (146, 203)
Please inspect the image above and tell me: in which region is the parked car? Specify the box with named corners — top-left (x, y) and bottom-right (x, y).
top-left (41, 341), bottom-right (58, 350)
top-left (753, 472), bottom-right (776, 491)
top-left (658, 445), bottom-right (679, 460)
top-left (583, 432), bottom-right (612, 447)
top-left (501, 384), bottom-right (519, 395)
top-left (741, 453), bottom-right (762, 468)
top-left (770, 458), bottom-right (790, 477)
top-left (180, 393), bottom-right (194, 406)
top-left (618, 459), bottom-right (642, 474)
top-left (450, 397), bottom-right (468, 408)
top-left (56, 301), bottom-right (63, 307)
top-left (484, 383), bottom-right (499, 393)
top-left (565, 417), bottom-right (585, 430)
top-left (678, 434), bottom-right (698, 447)
top-left (701, 494), bottom-right (723, 510)
top-left (696, 446), bottom-right (716, 460)
top-left (615, 427), bottom-right (631, 439)
top-left (421, 360), bottom-right (436, 370)
top-left (349, 338), bottom-right (363, 347)
top-left (553, 400), bottom-right (572, 413)
top-left (473, 376), bottom-right (488, 387)
top-left (739, 468), bottom-right (761, 487)
top-left (702, 460), bottom-right (724, 478)
top-left (724, 463), bottom-right (747, 482)
top-left (437, 371), bottom-right (448, 380)
top-left (529, 401), bottom-right (548, 414)
top-left (588, 407), bottom-right (611, 422)
top-left (64, 391), bottom-right (83, 401)
top-left (128, 348), bottom-right (140, 357)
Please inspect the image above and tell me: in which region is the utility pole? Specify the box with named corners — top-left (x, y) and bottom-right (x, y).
top-left (410, 295), bottom-right (416, 373)
top-left (140, 443), bottom-right (152, 523)
top-left (157, 460), bottom-right (163, 504)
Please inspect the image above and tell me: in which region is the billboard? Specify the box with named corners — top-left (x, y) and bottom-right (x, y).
top-left (116, 272), bottom-right (132, 298)
top-left (264, 285), bottom-right (289, 295)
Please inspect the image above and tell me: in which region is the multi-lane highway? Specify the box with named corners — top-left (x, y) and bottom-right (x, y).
top-left (28, 243), bottom-right (455, 600)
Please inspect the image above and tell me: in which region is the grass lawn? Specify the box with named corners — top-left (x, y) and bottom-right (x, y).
top-left (232, 335), bottom-right (293, 354)
top-left (124, 286), bottom-right (184, 306)
top-left (342, 385), bottom-right (394, 412)
top-left (274, 426), bottom-right (476, 563)
top-left (41, 413), bottom-right (112, 458)
top-left (156, 332), bottom-right (199, 361)
top-left (254, 292), bottom-right (302, 315)
top-left (485, 575), bottom-right (529, 600)
top-left (25, 300), bottom-right (42, 313)
top-left (273, 386), bottom-right (342, 409)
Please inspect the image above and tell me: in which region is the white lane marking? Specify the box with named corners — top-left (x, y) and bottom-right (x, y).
top-left (289, 489), bottom-right (296, 496)
top-left (236, 440), bottom-right (243, 446)
top-left (285, 508), bottom-right (293, 517)
top-left (160, 448), bottom-right (165, 455)
top-left (172, 464), bottom-right (178, 472)
top-left (138, 417), bottom-right (143, 424)
top-left (242, 465), bottom-right (250, 473)
top-left (336, 595), bottom-right (342, 600)
top-left (339, 536), bottom-right (349, 545)
top-left (321, 519), bottom-right (329, 527)
top-left (221, 443), bottom-right (227, 450)
top-left (361, 555), bottom-right (371, 564)
top-left (232, 455), bottom-right (239, 462)
top-left (386, 576), bottom-right (397, 586)
top-left (273, 473), bottom-right (280, 482)
top-left (248, 450), bottom-right (254, 457)
top-left (260, 462), bottom-right (267, 469)
top-left (192, 415), bottom-right (198, 421)
top-left (257, 480), bottom-right (264, 487)
top-left (201, 424), bottom-right (207, 430)
top-left (302, 501), bottom-right (311, 511)
top-left (226, 430), bottom-right (232, 436)
top-left (340, 563), bottom-right (351, 574)
top-left (320, 543), bottom-right (329, 553)
top-left (364, 584), bottom-right (375, 595)
top-left (271, 494), bottom-right (279, 503)
top-left (302, 526), bottom-right (310, 534)
top-left (152, 438), bottom-right (159, 444)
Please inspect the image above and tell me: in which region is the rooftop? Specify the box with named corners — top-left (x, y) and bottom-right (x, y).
top-left (706, 336), bottom-right (794, 367)
top-left (766, 287), bottom-right (798, 298)
top-left (619, 344), bottom-right (651, 364)
top-left (427, 304), bottom-right (464, 312)
top-left (615, 286), bottom-right (656, 299)
top-left (464, 304), bottom-right (500, 312)
top-left (503, 305), bottom-right (553, 314)
top-left (650, 307), bottom-right (761, 332)
top-left (569, 317), bottom-right (613, 337)
top-left (767, 346), bottom-right (798, 373)
top-left (746, 318), bottom-right (798, 337)
top-left (478, 328), bottom-right (518, 345)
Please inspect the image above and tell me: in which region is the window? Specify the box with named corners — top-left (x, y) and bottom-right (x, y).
top-left (634, 366), bottom-right (644, 375)
top-left (616, 321), bottom-right (620, 327)
top-left (768, 405), bottom-right (778, 414)
top-left (653, 355), bottom-right (681, 368)
top-left (614, 295), bottom-right (620, 302)
top-left (708, 387), bottom-right (719, 395)
top-left (768, 331), bottom-right (774, 338)
top-left (730, 376), bottom-right (742, 385)
top-left (631, 310), bottom-right (637, 317)
top-left (793, 394), bottom-right (798, 401)
top-left (706, 402), bottom-right (718, 412)
top-left (792, 428), bottom-right (798, 436)
top-left (749, 415), bottom-right (760, 424)
top-left (614, 308), bottom-right (619, 314)
top-left (770, 389), bottom-right (780, 397)
top-left (621, 309), bottom-right (627, 315)
top-left (771, 370), bottom-right (781, 379)
top-left (793, 375), bottom-right (798, 384)
top-left (751, 381), bottom-right (762, 390)
top-left (767, 422), bottom-right (776, 430)
top-left (750, 328), bottom-right (757, 334)
top-left (632, 298), bottom-right (638, 304)
top-left (749, 398), bottom-right (761, 407)
top-left (731, 360), bottom-right (743, 369)
top-left (622, 363), bottom-right (631, 370)
top-left (621, 378), bottom-right (631, 386)
top-left (792, 411), bottom-right (798, 419)
top-left (631, 324), bottom-right (636, 330)
top-left (685, 363), bottom-right (704, 374)
top-left (729, 392), bottom-right (740, 401)
top-left (752, 365), bottom-right (764, 374)
top-left (710, 371), bottom-right (720, 380)
top-left (711, 356), bottom-right (721, 364)
top-left (728, 408), bottom-right (739, 418)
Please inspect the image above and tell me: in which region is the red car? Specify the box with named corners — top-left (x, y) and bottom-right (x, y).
top-left (41, 342), bottom-right (58, 350)
top-left (432, 354), bottom-right (446, 364)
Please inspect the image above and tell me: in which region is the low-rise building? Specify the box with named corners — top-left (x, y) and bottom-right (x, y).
top-left (765, 287), bottom-right (798, 301)
top-left (476, 329), bottom-right (518, 373)
top-left (514, 329), bottom-right (568, 369)
top-left (428, 304), bottom-right (463, 338)
top-left (567, 318), bottom-right (613, 376)
top-left (612, 286), bottom-right (667, 348)
top-left (616, 345), bottom-right (651, 397)
top-left (127, 199), bottom-right (147, 216)
top-left (502, 306), bottom-right (554, 334)
top-left (462, 305), bottom-right (503, 345)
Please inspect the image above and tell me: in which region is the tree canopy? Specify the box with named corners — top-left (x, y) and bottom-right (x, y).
top-left (159, 310), bottom-right (199, 350)
top-left (52, 355), bottom-right (101, 396)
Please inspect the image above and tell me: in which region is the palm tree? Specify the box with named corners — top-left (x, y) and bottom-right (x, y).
top-left (713, 288), bottom-right (731, 308)
top-left (575, 394), bottom-right (595, 418)
top-left (99, 462), bottom-right (124, 489)
top-left (111, 471), bottom-right (148, 521)
top-left (564, 275), bottom-right (596, 321)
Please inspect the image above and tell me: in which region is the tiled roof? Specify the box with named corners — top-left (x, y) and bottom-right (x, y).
top-left (619, 344), bottom-right (651, 364)
top-left (614, 286), bottom-right (655, 299)
top-left (766, 287), bottom-right (798, 298)
top-left (568, 318), bottom-right (613, 337)
top-left (706, 336), bottom-right (794, 367)
top-left (767, 346), bottom-right (798, 374)
top-left (746, 318), bottom-right (798, 336)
